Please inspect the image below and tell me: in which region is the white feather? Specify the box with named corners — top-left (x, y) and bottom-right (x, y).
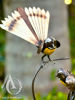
top-left (45, 11), bottom-right (50, 39)
top-left (42, 9), bottom-right (46, 39)
top-left (33, 7), bottom-right (41, 40)
top-left (0, 10), bottom-right (38, 45)
top-left (25, 7), bottom-right (50, 41)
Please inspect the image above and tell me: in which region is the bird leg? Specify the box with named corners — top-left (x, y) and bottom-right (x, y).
top-left (41, 54), bottom-right (46, 63)
top-left (47, 55), bottom-right (51, 61)
top-left (42, 55), bottom-right (55, 64)
top-left (47, 55), bottom-right (55, 64)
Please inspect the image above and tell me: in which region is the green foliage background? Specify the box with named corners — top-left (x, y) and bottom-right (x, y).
top-left (68, 5), bottom-right (75, 72)
top-left (0, 1), bottom-right (5, 83)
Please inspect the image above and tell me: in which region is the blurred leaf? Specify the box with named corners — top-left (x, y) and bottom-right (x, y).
top-left (50, 69), bottom-right (56, 81)
top-left (69, 5), bottom-right (75, 71)
top-left (57, 92), bottom-right (67, 100)
top-left (46, 93), bottom-right (52, 100)
top-left (51, 87), bottom-right (58, 96)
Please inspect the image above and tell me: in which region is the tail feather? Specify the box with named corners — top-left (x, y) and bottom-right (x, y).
top-left (0, 7), bottom-right (50, 46)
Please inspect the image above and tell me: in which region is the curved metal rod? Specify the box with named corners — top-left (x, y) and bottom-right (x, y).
top-left (32, 57), bottom-right (70, 100)
top-left (67, 91), bottom-right (75, 100)
top-left (32, 65), bottom-right (43, 100)
top-left (53, 57), bottom-right (70, 61)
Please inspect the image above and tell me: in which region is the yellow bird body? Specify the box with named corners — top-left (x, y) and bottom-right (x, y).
top-left (43, 48), bottom-right (56, 55)
top-left (60, 80), bottom-right (67, 86)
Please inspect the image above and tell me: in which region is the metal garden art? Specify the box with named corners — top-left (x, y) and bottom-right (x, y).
top-left (57, 68), bottom-right (75, 100)
top-left (0, 7), bottom-right (70, 100)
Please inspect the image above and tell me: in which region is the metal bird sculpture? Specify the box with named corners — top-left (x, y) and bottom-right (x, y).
top-left (57, 68), bottom-right (75, 100)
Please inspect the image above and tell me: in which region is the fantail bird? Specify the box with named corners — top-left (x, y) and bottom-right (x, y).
top-left (57, 68), bottom-right (75, 100)
top-left (0, 7), bottom-right (60, 62)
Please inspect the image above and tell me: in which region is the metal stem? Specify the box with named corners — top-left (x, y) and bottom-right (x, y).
top-left (32, 57), bottom-right (70, 100)
top-left (32, 64), bottom-right (43, 100)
